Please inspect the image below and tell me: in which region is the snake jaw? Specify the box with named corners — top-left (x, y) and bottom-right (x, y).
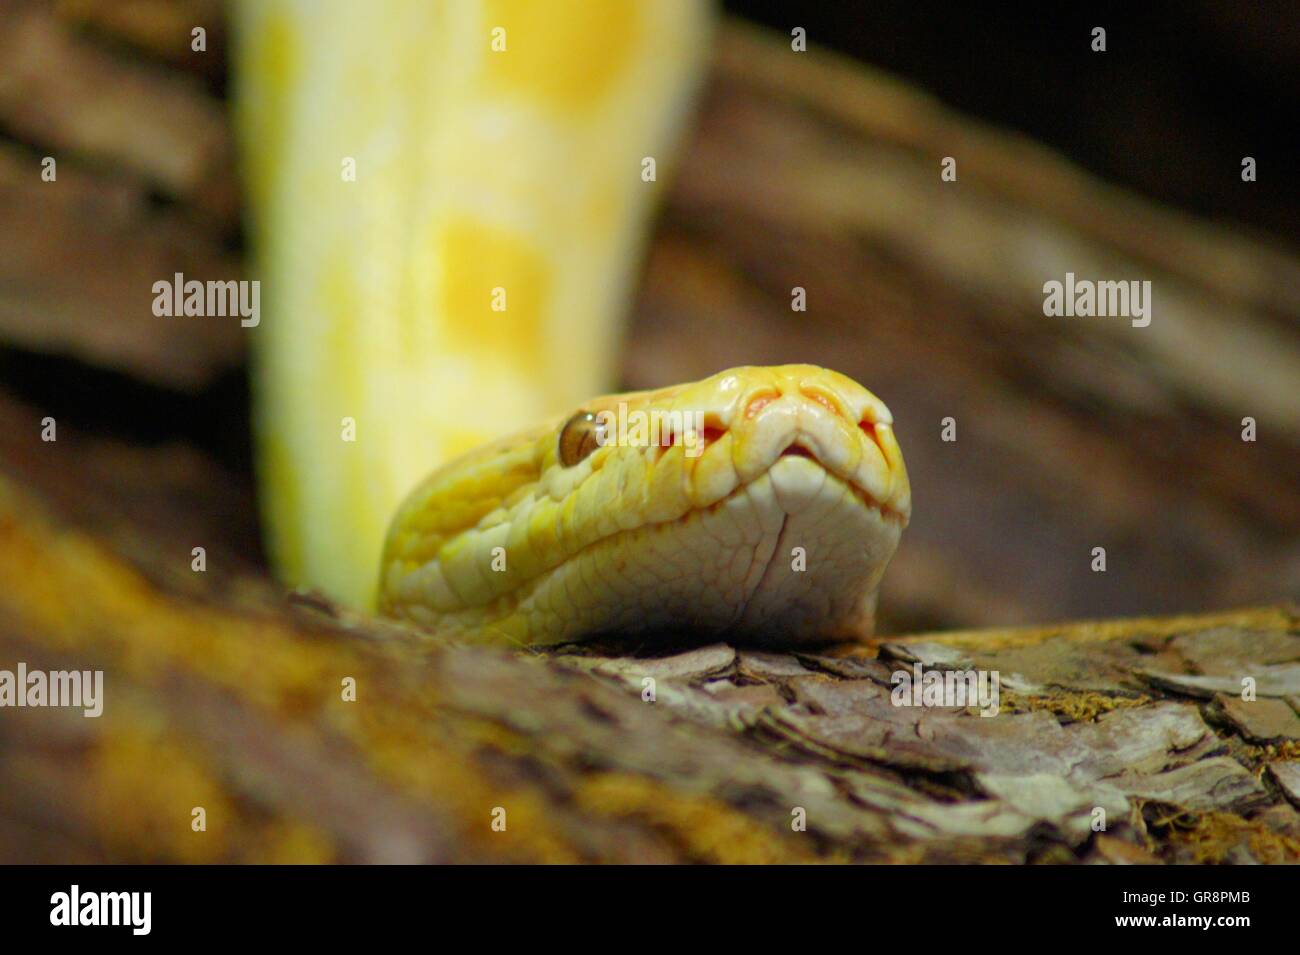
top-left (379, 364), bottom-right (910, 646)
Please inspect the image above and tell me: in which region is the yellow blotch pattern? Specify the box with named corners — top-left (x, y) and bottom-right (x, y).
top-left (439, 219), bottom-right (548, 372)
top-left (483, 0), bottom-right (641, 111)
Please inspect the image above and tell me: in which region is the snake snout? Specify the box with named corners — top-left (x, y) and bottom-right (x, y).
top-left (729, 388), bottom-right (907, 520)
top-left (734, 395), bottom-right (849, 473)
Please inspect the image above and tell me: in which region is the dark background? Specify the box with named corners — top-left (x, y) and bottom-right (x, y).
top-left (730, 0), bottom-right (1298, 238)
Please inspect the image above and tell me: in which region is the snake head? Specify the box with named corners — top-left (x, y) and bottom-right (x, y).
top-left (379, 365), bottom-right (909, 647)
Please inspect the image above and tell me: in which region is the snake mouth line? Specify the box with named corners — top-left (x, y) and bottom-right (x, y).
top-left (772, 435), bottom-right (906, 524)
top-left (848, 482), bottom-right (906, 524)
top-left (778, 453), bottom-right (908, 525)
top-left (629, 428), bottom-right (902, 523)
top-left (408, 459), bottom-right (901, 625)
top-left (528, 462), bottom-right (898, 607)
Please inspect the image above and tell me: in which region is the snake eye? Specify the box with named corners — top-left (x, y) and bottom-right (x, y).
top-left (558, 410), bottom-right (605, 467)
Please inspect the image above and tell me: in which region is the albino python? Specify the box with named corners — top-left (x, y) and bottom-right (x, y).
top-left (379, 364), bottom-right (909, 646)
top-left (234, 0), bottom-right (712, 609)
top-left (233, 3), bottom-right (909, 645)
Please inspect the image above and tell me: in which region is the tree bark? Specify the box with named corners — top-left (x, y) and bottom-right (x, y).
top-left (1, 474), bottom-right (1298, 863)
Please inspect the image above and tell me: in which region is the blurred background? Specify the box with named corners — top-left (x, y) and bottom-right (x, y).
top-left (0, 0), bottom-right (1296, 633)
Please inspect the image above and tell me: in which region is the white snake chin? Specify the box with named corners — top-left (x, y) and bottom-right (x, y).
top-left (555, 458), bottom-right (902, 647)
top-left (379, 365), bottom-right (911, 649)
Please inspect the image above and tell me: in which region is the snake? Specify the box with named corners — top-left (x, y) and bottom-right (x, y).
top-left (377, 364), bottom-right (910, 646)
top-left (232, 4), bottom-right (910, 645)
top-left (233, 0), bottom-right (713, 609)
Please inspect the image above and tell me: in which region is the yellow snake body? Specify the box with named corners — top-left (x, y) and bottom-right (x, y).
top-left (234, 0), bottom-right (711, 609)
top-left (235, 8), bottom-right (911, 645)
top-left (379, 365), bottom-right (910, 646)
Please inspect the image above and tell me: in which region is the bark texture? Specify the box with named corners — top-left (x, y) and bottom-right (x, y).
top-left (2, 475), bottom-right (1299, 863)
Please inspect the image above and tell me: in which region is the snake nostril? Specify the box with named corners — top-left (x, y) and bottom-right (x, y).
top-left (801, 390), bottom-right (842, 417)
top-left (744, 392), bottom-right (779, 419)
top-left (859, 420), bottom-right (887, 459)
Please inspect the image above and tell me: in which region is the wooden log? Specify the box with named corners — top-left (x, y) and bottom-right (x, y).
top-left (0, 145), bottom-right (245, 389)
top-left (1, 473), bottom-right (1297, 863)
top-left (0, 1), bottom-right (236, 223)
